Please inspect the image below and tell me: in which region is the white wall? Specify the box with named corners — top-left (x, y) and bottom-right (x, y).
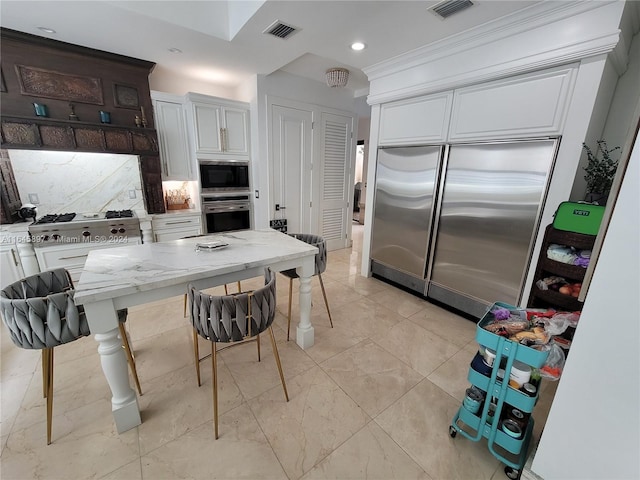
top-left (602, 31), bottom-right (640, 158)
top-left (568, 57), bottom-right (619, 201)
top-left (149, 65), bottom-right (237, 99)
top-left (531, 115), bottom-right (639, 480)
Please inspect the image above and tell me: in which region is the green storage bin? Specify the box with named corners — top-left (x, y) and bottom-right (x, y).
top-left (552, 201), bottom-right (604, 235)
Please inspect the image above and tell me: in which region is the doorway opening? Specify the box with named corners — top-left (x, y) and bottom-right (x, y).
top-left (353, 140), bottom-right (365, 223)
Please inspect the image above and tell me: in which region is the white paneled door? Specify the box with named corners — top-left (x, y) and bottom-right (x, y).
top-left (319, 112), bottom-right (353, 250)
top-left (271, 104), bottom-right (313, 234)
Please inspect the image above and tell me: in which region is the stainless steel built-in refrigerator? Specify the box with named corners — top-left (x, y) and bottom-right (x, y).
top-left (370, 139), bottom-right (558, 318)
top-left (370, 145), bottom-right (443, 293)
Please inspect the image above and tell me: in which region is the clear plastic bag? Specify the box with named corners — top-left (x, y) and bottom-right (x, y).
top-left (531, 311), bottom-right (581, 335)
top-left (539, 342), bottom-right (565, 380)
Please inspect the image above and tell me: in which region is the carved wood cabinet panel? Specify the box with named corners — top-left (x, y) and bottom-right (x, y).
top-left (0, 28), bottom-right (165, 216)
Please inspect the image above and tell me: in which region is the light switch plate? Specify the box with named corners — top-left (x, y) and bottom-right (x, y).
top-left (28, 193), bottom-right (40, 204)
top-left (128, 190), bottom-right (136, 199)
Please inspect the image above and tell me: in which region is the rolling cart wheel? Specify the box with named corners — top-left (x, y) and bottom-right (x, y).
top-left (504, 466), bottom-right (521, 479)
top-left (449, 426), bottom-right (457, 438)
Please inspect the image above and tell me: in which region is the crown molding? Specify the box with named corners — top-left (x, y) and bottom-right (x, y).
top-left (364, 1), bottom-right (613, 80)
top-left (363, 1), bottom-right (624, 105)
top-left (366, 33), bottom-right (618, 106)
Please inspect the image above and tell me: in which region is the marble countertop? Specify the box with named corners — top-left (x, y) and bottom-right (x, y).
top-left (74, 229), bottom-right (317, 305)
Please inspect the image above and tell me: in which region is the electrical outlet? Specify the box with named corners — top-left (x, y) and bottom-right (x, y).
top-left (255, 190), bottom-right (259, 199)
top-left (28, 193), bottom-right (39, 204)
top-left (128, 190), bottom-right (136, 199)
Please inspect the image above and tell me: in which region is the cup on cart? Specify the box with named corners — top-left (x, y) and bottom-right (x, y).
top-left (463, 387), bottom-right (484, 414)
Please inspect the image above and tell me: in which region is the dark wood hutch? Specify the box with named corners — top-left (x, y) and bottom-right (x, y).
top-left (0, 28), bottom-right (165, 222)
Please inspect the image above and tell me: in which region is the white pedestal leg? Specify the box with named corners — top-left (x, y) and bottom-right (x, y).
top-left (85, 301), bottom-right (141, 433)
top-left (296, 256), bottom-right (315, 349)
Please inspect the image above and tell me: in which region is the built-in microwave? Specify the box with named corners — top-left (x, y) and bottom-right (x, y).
top-left (199, 160), bottom-right (250, 193)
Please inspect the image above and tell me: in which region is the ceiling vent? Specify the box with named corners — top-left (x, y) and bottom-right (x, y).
top-left (428, 0), bottom-right (474, 19)
top-left (263, 20), bottom-right (299, 39)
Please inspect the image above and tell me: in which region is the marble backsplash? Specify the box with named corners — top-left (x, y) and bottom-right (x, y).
top-left (8, 150), bottom-right (145, 216)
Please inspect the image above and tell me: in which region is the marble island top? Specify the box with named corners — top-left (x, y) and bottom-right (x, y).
top-left (74, 229), bottom-right (317, 305)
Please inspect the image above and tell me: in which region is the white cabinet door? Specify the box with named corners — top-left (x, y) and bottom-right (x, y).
top-left (0, 244), bottom-right (24, 288)
top-left (449, 65), bottom-right (577, 141)
top-left (153, 97), bottom-right (194, 180)
top-left (222, 107), bottom-right (249, 155)
top-left (188, 94), bottom-right (250, 158)
top-left (379, 92), bottom-right (453, 146)
top-left (192, 102), bottom-right (223, 155)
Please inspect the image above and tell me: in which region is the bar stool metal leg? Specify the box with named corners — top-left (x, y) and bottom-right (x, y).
top-left (44, 348), bottom-right (54, 445)
top-left (211, 341), bottom-right (219, 439)
top-left (268, 327), bottom-right (289, 402)
top-left (119, 322), bottom-right (142, 396)
top-left (193, 328), bottom-right (201, 387)
top-left (287, 278), bottom-right (294, 340)
top-left (318, 274), bottom-right (334, 328)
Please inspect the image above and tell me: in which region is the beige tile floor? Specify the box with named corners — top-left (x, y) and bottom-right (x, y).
top-left (0, 225), bottom-right (557, 480)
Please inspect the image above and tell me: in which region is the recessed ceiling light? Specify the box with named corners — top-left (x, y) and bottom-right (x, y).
top-left (37, 27), bottom-right (56, 34)
top-left (168, 47), bottom-right (182, 54)
top-left (351, 42), bottom-right (366, 51)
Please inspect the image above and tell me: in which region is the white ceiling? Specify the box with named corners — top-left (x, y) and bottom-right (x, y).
top-left (0, 0), bottom-right (541, 96)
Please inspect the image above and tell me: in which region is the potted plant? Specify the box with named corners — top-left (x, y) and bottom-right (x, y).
top-left (582, 140), bottom-right (620, 205)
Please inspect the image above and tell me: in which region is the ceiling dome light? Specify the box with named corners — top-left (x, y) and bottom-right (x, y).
top-left (168, 47), bottom-right (182, 54)
top-left (326, 68), bottom-right (349, 88)
top-left (351, 42), bottom-right (366, 51)
top-left (37, 27), bottom-right (56, 34)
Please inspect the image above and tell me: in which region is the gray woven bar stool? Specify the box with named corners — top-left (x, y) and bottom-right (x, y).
top-left (0, 268), bottom-right (141, 444)
top-left (187, 268), bottom-right (288, 439)
top-left (280, 233), bottom-right (333, 340)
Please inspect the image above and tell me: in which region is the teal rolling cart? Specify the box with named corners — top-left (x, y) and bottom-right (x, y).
top-left (449, 302), bottom-right (550, 480)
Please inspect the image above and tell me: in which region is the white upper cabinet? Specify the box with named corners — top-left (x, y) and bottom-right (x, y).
top-left (152, 91), bottom-right (194, 180)
top-left (449, 65), bottom-right (577, 141)
top-left (192, 102), bottom-right (223, 154)
top-left (378, 92), bottom-right (453, 146)
top-left (221, 107), bottom-right (249, 155)
top-left (187, 93), bottom-right (249, 158)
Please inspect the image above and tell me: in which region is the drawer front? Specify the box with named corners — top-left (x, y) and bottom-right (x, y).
top-left (152, 215), bottom-right (201, 231)
top-left (154, 228), bottom-right (201, 243)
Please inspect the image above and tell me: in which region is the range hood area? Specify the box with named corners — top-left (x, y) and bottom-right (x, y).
top-left (0, 28), bottom-right (165, 221)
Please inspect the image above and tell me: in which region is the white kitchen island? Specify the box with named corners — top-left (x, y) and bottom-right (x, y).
top-left (74, 229), bottom-right (318, 433)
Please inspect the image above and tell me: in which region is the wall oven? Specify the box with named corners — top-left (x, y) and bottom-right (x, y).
top-left (202, 194), bottom-right (251, 233)
top-left (199, 160), bottom-right (250, 193)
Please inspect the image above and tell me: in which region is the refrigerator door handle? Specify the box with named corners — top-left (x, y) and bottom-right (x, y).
top-left (424, 144), bottom-right (450, 294)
